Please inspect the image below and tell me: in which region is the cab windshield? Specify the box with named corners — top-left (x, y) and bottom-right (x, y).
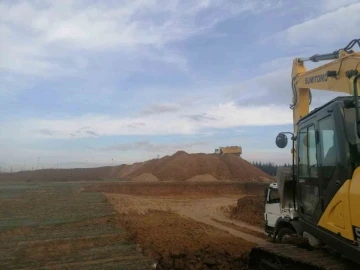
top-left (343, 107), bottom-right (360, 166)
top-left (268, 188), bottom-right (280, 204)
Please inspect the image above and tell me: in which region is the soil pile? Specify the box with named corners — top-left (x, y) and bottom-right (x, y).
top-left (124, 151), bottom-right (270, 182)
top-left (0, 151), bottom-right (270, 182)
top-left (230, 195), bottom-right (264, 227)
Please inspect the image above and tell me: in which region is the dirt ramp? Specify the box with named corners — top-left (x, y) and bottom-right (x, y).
top-left (117, 162), bottom-right (147, 179)
top-left (131, 173), bottom-right (159, 182)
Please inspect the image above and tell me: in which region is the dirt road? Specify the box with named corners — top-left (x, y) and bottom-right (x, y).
top-left (106, 193), bottom-right (267, 245)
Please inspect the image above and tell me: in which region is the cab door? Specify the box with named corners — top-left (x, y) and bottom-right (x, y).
top-left (297, 124), bottom-right (321, 224)
top-left (265, 188), bottom-right (281, 227)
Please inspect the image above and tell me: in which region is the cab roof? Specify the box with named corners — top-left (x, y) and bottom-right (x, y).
top-left (297, 96), bottom-right (354, 125)
top-left (269, 183), bottom-right (278, 189)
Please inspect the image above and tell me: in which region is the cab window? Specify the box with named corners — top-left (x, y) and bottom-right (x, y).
top-left (298, 125), bottom-right (318, 178)
top-left (268, 188), bottom-right (280, 204)
top-left (318, 116), bottom-right (337, 189)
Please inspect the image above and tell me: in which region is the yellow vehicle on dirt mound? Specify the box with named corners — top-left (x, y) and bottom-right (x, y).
top-left (248, 39), bottom-right (360, 269)
top-left (215, 146), bottom-right (242, 156)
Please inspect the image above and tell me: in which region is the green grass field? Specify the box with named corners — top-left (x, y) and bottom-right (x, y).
top-left (0, 181), bottom-right (153, 270)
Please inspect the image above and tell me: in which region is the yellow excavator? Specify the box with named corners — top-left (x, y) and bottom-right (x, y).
top-left (248, 39), bottom-right (360, 269)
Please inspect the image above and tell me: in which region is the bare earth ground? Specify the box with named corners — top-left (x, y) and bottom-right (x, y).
top-left (1, 180), bottom-right (267, 270)
top-left (106, 193), bottom-right (266, 245)
top-left (0, 181), bottom-right (153, 270)
top-left (90, 181), bottom-right (269, 269)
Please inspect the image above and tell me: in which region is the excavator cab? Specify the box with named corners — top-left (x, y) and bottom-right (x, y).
top-left (272, 96), bottom-right (360, 264)
top-left (295, 97), bottom-right (353, 226)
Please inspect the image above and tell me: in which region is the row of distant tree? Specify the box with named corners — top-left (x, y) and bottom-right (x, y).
top-left (252, 161), bottom-right (292, 176)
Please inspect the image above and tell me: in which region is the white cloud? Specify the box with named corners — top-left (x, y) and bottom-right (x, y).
top-left (2, 102), bottom-right (291, 140)
top-left (0, 0), bottom-right (280, 75)
top-left (243, 149), bottom-right (292, 165)
top-left (141, 102), bottom-right (182, 115)
top-left (99, 140), bottom-right (210, 153)
top-left (321, 0), bottom-right (359, 12)
top-left (278, 3), bottom-right (360, 47)
top-left (204, 103), bottom-right (291, 127)
top-left (224, 54), bottom-right (351, 110)
top-left (225, 67), bottom-right (291, 106)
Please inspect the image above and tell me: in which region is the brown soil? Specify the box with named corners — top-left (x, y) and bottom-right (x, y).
top-left (3, 216), bottom-right (153, 269)
top-left (102, 182), bottom-right (268, 269)
top-left (2, 179), bottom-right (267, 269)
top-left (117, 210), bottom-right (255, 269)
top-left (211, 218), bottom-right (268, 240)
top-left (86, 181), bottom-right (269, 197)
top-left (186, 174), bottom-right (218, 182)
top-left (131, 173), bottom-right (159, 182)
top-left (105, 191), bottom-right (266, 245)
top-left (230, 195), bottom-right (264, 227)
top-left (116, 161), bottom-right (147, 178)
top-left (0, 151), bottom-right (271, 182)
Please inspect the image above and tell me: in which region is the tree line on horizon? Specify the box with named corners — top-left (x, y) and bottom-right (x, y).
top-left (252, 161), bottom-right (292, 176)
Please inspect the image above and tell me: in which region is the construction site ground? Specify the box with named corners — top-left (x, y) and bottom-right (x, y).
top-left (0, 180), bottom-right (268, 269)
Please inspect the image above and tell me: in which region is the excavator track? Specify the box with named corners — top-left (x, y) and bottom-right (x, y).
top-left (248, 243), bottom-right (358, 270)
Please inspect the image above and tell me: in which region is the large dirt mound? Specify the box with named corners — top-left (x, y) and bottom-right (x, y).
top-left (124, 151), bottom-right (270, 182)
top-left (0, 151), bottom-right (270, 182)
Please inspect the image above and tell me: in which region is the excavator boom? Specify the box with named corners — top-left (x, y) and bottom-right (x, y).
top-left (291, 39), bottom-right (360, 133)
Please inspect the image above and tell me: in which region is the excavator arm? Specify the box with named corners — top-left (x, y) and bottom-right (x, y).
top-left (291, 39), bottom-right (360, 133)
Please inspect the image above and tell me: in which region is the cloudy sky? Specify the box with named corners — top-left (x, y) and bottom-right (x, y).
top-left (0, 0), bottom-right (359, 171)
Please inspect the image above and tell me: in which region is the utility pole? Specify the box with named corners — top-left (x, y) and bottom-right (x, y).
top-left (112, 158), bottom-right (113, 165)
top-left (37, 157), bottom-right (40, 170)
